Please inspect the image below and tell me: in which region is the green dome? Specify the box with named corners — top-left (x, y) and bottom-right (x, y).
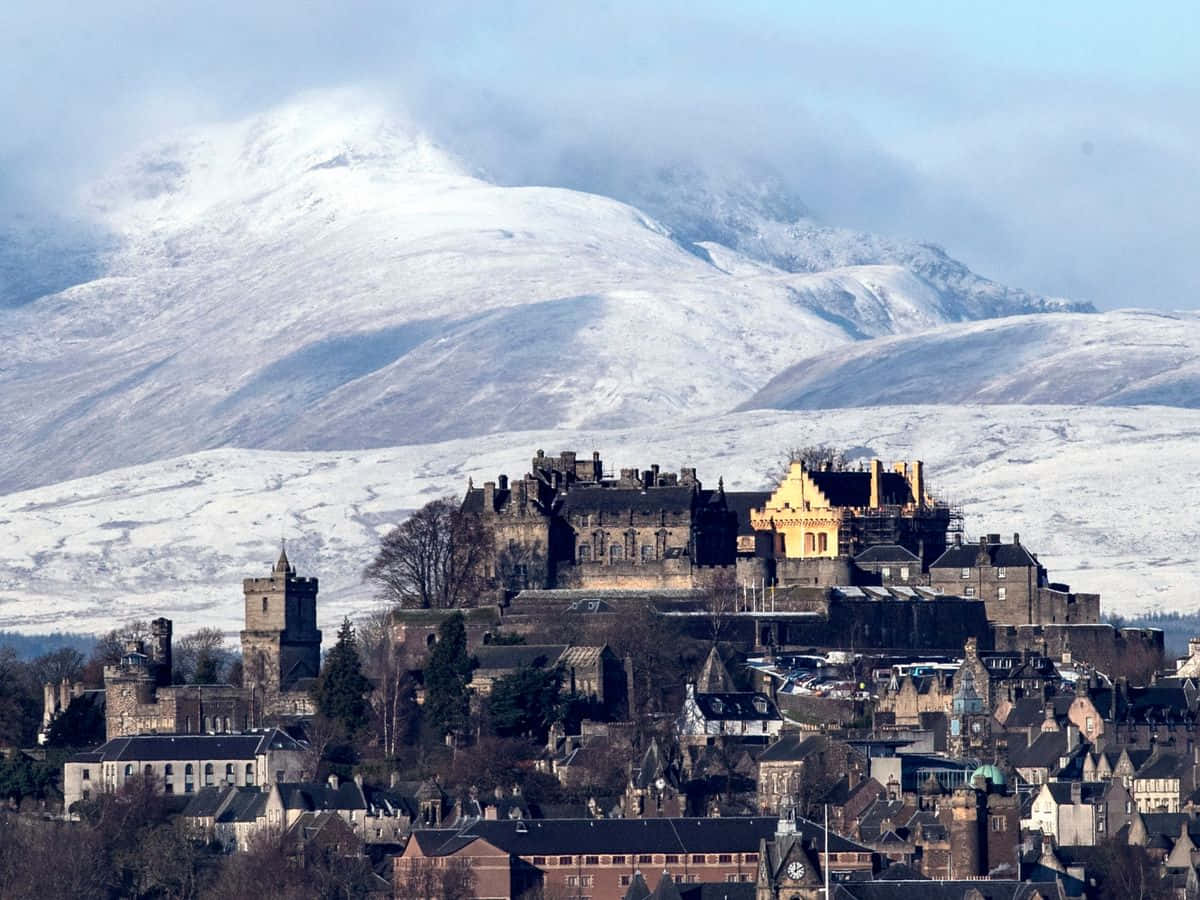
top-left (971, 764), bottom-right (1006, 786)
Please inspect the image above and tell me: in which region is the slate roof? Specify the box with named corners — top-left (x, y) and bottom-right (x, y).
top-left (562, 485), bottom-right (701, 516)
top-left (758, 733), bottom-right (828, 763)
top-left (1008, 731), bottom-right (1070, 770)
top-left (832, 882), bottom-right (1060, 900)
top-left (930, 540), bottom-right (1039, 570)
top-left (462, 486), bottom-right (511, 514)
top-left (67, 728), bottom-right (302, 763)
top-left (679, 885), bottom-right (756, 900)
top-left (275, 780), bottom-right (367, 812)
top-left (724, 491), bottom-right (771, 537)
top-left (1135, 752), bottom-right (1188, 780)
top-left (1045, 781), bottom-right (1108, 805)
top-left (691, 692), bottom-right (780, 722)
top-left (806, 470), bottom-right (913, 508)
top-left (473, 645), bottom-right (567, 671)
top-left (410, 816), bottom-right (867, 856)
top-left (558, 645), bottom-right (609, 670)
top-left (855, 545), bottom-right (921, 564)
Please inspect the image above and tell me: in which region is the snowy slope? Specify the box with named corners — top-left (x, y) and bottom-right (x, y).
top-left (743, 310), bottom-right (1200, 411)
top-left (0, 90), bottom-right (1095, 493)
top-left (1, 405), bottom-right (1196, 636)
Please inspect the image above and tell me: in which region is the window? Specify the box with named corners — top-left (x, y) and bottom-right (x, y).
top-left (665, 855), bottom-right (679, 864)
top-left (964, 586), bottom-right (975, 598)
top-left (997, 566), bottom-right (1007, 579)
top-left (262, 598), bottom-right (268, 613)
top-left (245, 763), bottom-right (254, 784)
top-left (691, 855), bottom-right (705, 864)
top-left (638, 855), bottom-right (652, 864)
top-left (997, 587), bottom-right (1007, 602)
top-left (578, 544), bottom-right (591, 562)
top-left (204, 763), bottom-right (214, 786)
top-left (81, 789), bottom-right (90, 801)
top-left (1098, 819), bottom-right (1105, 832)
top-left (620, 876), bottom-right (632, 887)
top-left (745, 853), bottom-right (759, 862)
top-left (881, 567), bottom-right (891, 578)
top-left (818, 533), bottom-right (828, 553)
top-left (164, 764), bottom-right (173, 777)
top-left (609, 544), bottom-right (623, 562)
top-left (900, 566), bottom-right (910, 581)
top-left (726, 874), bottom-right (740, 883)
top-left (718, 854), bottom-right (733, 864)
top-left (585, 856), bottom-right (599, 865)
top-left (961, 567), bottom-right (971, 579)
top-left (82, 768), bottom-right (90, 781)
top-left (533, 857), bottom-right (546, 866)
top-left (164, 783), bottom-right (174, 794)
top-left (124, 764), bottom-right (134, 781)
top-left (610, 856), bottom-right (624, 865)
top-left (559, 856), bottom-right (572, 866)
top-left (641, 544), bottom-right (653, 562)
top-left (991, 816), bottom-right (1006, 832)
top-left (225, 764), bottom-right (235, 784)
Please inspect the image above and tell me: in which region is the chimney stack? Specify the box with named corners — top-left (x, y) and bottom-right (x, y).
top-left (870, 459), bottom-right (883, 508)
top-left (484, 481), bottom-right (496, 512)
top-left (498, 474), bottom-right (508, 491)
top-left (1013, 533), bottom-right (1020, 545)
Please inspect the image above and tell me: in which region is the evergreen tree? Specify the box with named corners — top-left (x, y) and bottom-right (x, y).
top-left (312, 618), bottom-right (372, 736)
top-left (425, 612), bottom-right (472, 739)
top-left (487, 664), bottom-right (563, 740)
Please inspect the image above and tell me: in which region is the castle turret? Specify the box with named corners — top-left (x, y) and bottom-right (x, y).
top-left (240, 544), bottom-right (321, 723)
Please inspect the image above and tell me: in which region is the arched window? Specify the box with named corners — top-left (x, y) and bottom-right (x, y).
top-left (185, 763), bottom-right (195, 793)
top-left (225, 764), bottom-right (235, 784)
top-left (124, 764), bottom-right (134, 780)
top-left (804, 533), bottom-right (815, 553)
top-left (224, 717), bottom-right (232, 733)
top-left (164, 764), bottom-right (174, 777)
top-left (245, 763), bottom-right (254, 785)
top-left (818, 533), bottom-right (828, 553)
top-left (578, 544), bottom-right (591, 563)
top-left (204, 716), bottom-right (212, 732)
top-left (144, 764), bottom-right (153, 777)
top-left (204, 763), bottom-right (214, 786)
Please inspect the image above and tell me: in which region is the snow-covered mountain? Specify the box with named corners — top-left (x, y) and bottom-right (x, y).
top-left (742, 310), bottom-right (1200, 411)
top-left (1, 404), bottom-right (1196, 635)
top-left (0, 90), bottom-right (1093, 494)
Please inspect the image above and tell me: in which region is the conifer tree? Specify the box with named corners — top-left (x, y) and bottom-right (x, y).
top-left (425, 612), bottom-right (472, 740)
top-left (312, 618), bottom-right (372, 736)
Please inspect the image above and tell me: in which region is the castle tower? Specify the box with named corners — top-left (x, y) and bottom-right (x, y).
top-left (149, 617), bottom-right (173, 687)
top-left (949, 785), bottom-right (982, 878)
top-left (240, 544), bottom-right (321, 721)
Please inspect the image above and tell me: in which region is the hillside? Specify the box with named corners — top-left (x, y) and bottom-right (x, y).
top-left (742, 310), bottom-right (1200, 411)
top-left (0, 90), bottom-right (1091, 493)
top-left (0, 404), bottom-right (1195, 635)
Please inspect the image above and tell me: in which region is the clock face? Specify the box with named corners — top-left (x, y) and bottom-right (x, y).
top-left (787, 861), bottom-right (805, 879)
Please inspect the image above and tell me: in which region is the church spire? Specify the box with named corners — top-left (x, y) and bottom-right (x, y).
top-left (275, 540), bottom-right (291, 575)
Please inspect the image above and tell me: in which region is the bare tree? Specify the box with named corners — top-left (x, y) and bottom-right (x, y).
top-left (359, 610), bottom-right (419, 758)
top-left (395, 856), bottom-right (477, 900)
top-left (704, 570), bottom-right (740, 642)
top-left (766, 445), bottom-right (848, 485)
top-left (364, 497), bottom-right (492, 609)
top-left (173, 627), bottom-right (230, 684)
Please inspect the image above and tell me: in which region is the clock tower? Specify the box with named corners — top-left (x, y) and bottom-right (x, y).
top-left (756, 802), bottom-right (824, 900)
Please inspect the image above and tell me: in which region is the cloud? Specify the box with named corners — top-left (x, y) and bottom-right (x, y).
top-left (0, 2), bottom-right (1196, 308)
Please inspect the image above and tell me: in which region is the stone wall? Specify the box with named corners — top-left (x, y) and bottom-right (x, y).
top-left (991, 624), bottom-right (1164, 677)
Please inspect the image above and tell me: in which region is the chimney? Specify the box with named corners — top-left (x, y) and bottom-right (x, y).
top-left (498, 474), bottom-right (508, 491)
top-left (910, 460), bottom-right (925, 508)
top-left (1066, 724), bottom-right (1079, 751)
top-left (651, 463), bottom-right (660, 485)
top-left (870, 459), bottom-right (883, 508)
top-left (59, 679), bottom-right (71, 713)
top-left (483, 481), bottom-right (496, 512)
top-left (1013, 533), bottom-right (1020, 546)
top-left (1070, 781), bottom-right (1082, 805)
top-left (955, 533), bottom-right (963, 547)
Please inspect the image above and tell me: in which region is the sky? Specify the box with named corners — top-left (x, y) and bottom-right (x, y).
top-left (1, 1), bottom-right (1197, 308)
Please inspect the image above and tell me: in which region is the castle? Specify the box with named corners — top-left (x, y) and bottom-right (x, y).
top-left (99, 547), bottom-right (321, 740)
top-left (465, 449), bottom-right (1097, 630)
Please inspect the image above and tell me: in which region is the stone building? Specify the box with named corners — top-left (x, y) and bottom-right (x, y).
top-left (240, 546), bottom-right (322, 720)
top-left (749, 459), bottom-right (952, 577)
top-left (104, 548), bottom-right (321, 740)
top-left (63, 729), bottom-right (306, 810)
top-left (464, 450), bottom-right (741, 591)
top-left (929, 533), bottom-right (1099, 625)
